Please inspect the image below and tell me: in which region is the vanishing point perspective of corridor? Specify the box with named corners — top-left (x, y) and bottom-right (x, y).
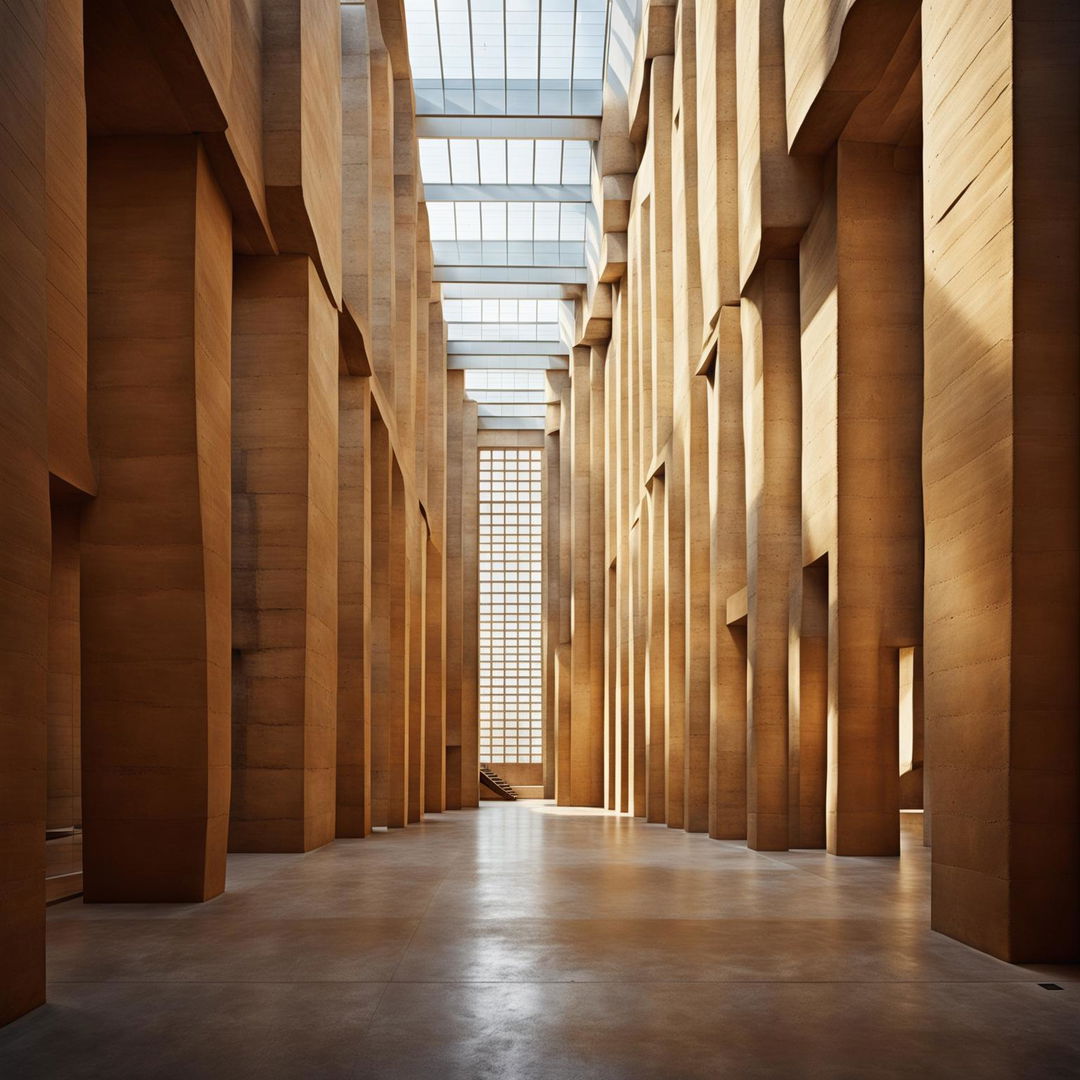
top-left (0, 0), bottom-right (1077, 1076)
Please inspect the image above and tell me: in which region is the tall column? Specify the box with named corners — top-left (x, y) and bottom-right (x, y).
top-left (424, 530), bottom-right (445, 812)
top-left (568, 346), bottom-right (602, 805)
top-left (588, 348), bottom-right (608, 806)
top-left (644, 481), bottom-right (666, 822)
top-left (231, 254), bottom-right (338, 853)
top-left (262, 0), bottom-right (342, 306)
top-left (386, 463), bottom-right (410, 827)
top-left (630, 514), bottom-right (648, 816)
top-left (407, 511), bottom-right (426, 822)
top-left (683, 380), bottom-right (711, 831)
top-left (830, 141), bottom-right (923, 855)
top-left (337, 373), bottom-right (372, 837)
top-left (369, 415), bottom-right (392, 824)
top-left (424, 299), bottom-right (447, 813)
top-left (364, 0), bottom-right (395, 397)
top-left (0, 0), bottom-right (49, 1023)
top-left (460, 399), bottom-right (480, 806)
top-left (708, 306), bottom-right (747, 839)
top-left (543, 373), bottom-right (567, 801)
top-left (923, 0), bottom-right (1079, 962)
top-left (81, 136), bottom-right (232, 895)
top-left (741, 261), bottom-right (801, 851)
top-left (443, 376), bottom-right (464, 809)
top-left (555, 383), bottom-right (572, 803)
top-left (392, 77), bottom-right (417, 455)
top-left (665, 442), bottom-right (687, 831)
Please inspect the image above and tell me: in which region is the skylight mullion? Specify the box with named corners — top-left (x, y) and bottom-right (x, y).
top-left (535, 0), bottom-right (543, 114)
top-left (466, 0), bottom-right (477, 113)
top-left (569, 0), bottom-right (578, 114)
top-left (434, 0), bottom-right (447, 109)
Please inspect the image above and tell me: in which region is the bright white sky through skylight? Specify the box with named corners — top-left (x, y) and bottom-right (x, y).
top-left (404, 0), bottom-right (610, 423)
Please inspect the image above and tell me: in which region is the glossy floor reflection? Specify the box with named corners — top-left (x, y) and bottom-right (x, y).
top-left (2, 804), bottom-right (1078, 1078)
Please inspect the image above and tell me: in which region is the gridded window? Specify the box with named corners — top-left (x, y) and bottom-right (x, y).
top-left (479, 448), bottom-right (543, 765)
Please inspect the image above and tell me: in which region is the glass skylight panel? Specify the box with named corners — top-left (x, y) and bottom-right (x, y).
top-left (481, 201), bottom-right (507, 239)
top-left (405, 0), bottom-right (442, 80)
top-left (506, 141), bottom-right (534, 184)
top-left (467, 371), bottom-right (547, 390)
top-left (420, 139), bottom-right (592, 187)
top-left (561, 140), bottom-right (592, 183)
top-left (533, 140), bottom-right (562, 184)
top-left (560, 202), bottom-right (586, 240)
top-left (404, 0), bottom-right (612, 116)
top-left (455, 201), bottom-right (482, 240)
top-left (427, 202), bottom-right (457, 240)
top-left (478, 140), bottom-right (507, 183)
top-left (449, 140), bottom-right (480, 183)
top-left (419, 139), bottom-right (451, 183)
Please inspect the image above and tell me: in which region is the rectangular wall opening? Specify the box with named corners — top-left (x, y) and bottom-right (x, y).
top-left (479, 448), bottom-right (543, 792)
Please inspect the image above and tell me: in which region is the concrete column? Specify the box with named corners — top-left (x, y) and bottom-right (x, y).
top-left (649, 56), bottom-right (675, 456)
top-left (460, 399), bottom-right (479, 806)
top-left (386, 463), bottom-right (410, 827)
top-left (683, 380), bottom-right (712, 832)
top-left (543, 373), bottom-right (568, 801)
top-left (364, 0), bottom-right (395, 397)
top-left (0, 0), bottom-right (49, 1022)
top-left (831, 141), bottom-right (923, 855)
top-left (587, 348), bottom-right (608, 806)
top-left (923, 0), bottom-right (1079, 962)
top-left (424, 299), bottom-right (447, 813)
top-left (555, 384), bottom-right (572, 802)
top-left (645, 481), bottom-right (666, 823)
top-left (392, 76), bottom-right (417, 454)
top-left (83, 136), bottom-right (232, 891)
top-left (708, 306), bottom-right (747, 839)
top-left (407, 509), bottom-right (425, 823)
top-left (791, 558), bottom-right (827, 848)
top-left (369, 415), bottom-right (392, 825)
top-left (262, 0), bottom-right (342, 305)
top-left (568, 346), bottom-right (602, 806)
top-left (741, 261), bottom-right (801, 851)
top-left (424, 532), bottom-right (445, 812)
top-left (341, 2), bottom-right (371, 322)
top-left (443, 374), bottom-right (464, 809)
top-left (231, 254), bottom-right (338, 853)
top-left (337, 373), bottom-right (372, 837)
top-left (664, 444), bottom-right (687, 831)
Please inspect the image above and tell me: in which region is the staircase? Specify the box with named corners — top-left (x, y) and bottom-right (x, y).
top-left (480, 766), bottom-right (518, 801)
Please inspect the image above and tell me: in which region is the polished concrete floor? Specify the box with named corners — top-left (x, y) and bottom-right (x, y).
top-left (1, 804), bottom-right (1078, 1079)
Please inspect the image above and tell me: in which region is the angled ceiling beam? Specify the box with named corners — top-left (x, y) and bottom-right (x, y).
top-left (477, 415), bottom-right (546, 429)
top-left (423, 183), bottom-right (591, 202)
top-left (439, 282), bottom-right (582, 300)
top-left (433, 265), bottom-right (588, 284)
top-left (446, 355), bottom-right (569, 370)
top-left (416, 116), bottom-right (602, 140)
top-left (446, 340), bottom-right (567, 356)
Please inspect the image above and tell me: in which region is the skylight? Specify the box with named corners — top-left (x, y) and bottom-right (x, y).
top-left (404, 0), bottom-right (611, 117)
top-left (419, 139), bottom-right (593, 185)
top-left (406, 0), bottom-right (606, 425)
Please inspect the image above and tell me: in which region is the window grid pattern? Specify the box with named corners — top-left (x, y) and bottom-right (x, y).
top-left (403, 0), bottom-right (611, 117)
top-left (479, 449), bottom-right (543, 765)
top-left (446, 298), bottom-right (562, 342)
top-left (419, 139), bottom-right (593, 185)
top-left (427, 202), bottom-right (587, 267)
top-left (467, 370), bottom-right (547, 418)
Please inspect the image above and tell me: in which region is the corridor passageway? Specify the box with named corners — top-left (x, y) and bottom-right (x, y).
top-left (2, 803), bottom-right (1078, 1078)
